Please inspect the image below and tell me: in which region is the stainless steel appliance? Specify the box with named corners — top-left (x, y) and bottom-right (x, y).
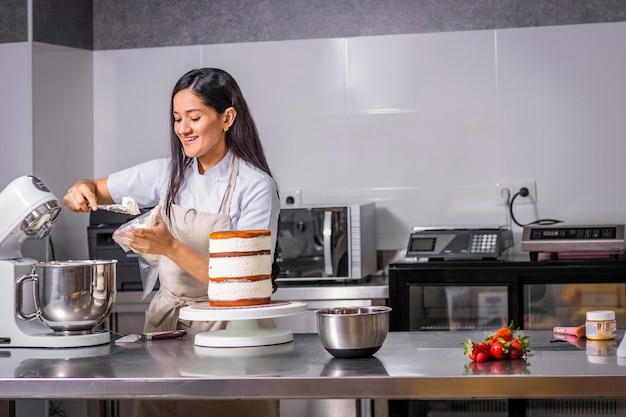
top-left (405, 226), bottom-right (513, 261)
top-left (0, 176), bottom-right (112, 348)
top-left (521, 223), bottom-right (625, 260)
top-left (276, 202), bottom-right (376, 281)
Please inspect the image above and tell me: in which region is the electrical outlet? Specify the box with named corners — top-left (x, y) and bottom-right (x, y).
top-left (282, 189), bottom-right (302, 206)
top-left (495, 181), bottom-right (537, 205)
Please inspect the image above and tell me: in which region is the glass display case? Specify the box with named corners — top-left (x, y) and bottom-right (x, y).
top-left (389, 259), bottom-right (626, 331)
top-left (388, 259), bottom-right (626, 417)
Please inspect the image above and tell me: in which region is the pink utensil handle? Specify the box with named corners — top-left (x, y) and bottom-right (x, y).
top-left (553, 325), bottom-right (585, 337)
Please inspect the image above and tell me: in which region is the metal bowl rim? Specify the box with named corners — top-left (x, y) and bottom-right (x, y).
top-left (315, 306), bottom-right (392, 317)
top-left (38, 259), bottom-right (118, 267)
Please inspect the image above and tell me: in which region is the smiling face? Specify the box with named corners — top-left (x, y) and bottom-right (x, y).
top-left (172, 88), bottom-right (236, 173)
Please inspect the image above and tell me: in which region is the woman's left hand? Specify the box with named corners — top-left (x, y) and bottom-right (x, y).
top-left (128, 207), bottom-right (175, 256)
top-left (127, 206), bottom-right (210, 284)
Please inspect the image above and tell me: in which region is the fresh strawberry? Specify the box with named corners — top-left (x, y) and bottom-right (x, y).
top-left (462, 322), bottom-right (530, 363)
top-left (507, 335), bottom-right (530, 359)
top-left (485, 321), bottom-right (516, 344)
top-left (489, 340), bottom-right (508, 360)
top-left (462, 339), bottom-right (491, 362)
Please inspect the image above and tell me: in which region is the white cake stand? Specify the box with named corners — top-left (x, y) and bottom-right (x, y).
top-left (179, 301), bottom-right (307, 348)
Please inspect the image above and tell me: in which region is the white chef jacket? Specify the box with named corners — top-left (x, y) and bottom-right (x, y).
top-left (107, 150), bottom-right (280, 255)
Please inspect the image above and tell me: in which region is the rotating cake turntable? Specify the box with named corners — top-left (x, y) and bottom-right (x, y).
top-left (179, 301), bottom-right (307, 348)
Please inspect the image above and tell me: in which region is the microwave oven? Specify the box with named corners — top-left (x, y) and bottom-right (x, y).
top-left (276, 202), bottom-right (377, 281)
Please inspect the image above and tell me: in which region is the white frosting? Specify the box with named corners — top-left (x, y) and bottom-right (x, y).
top-left (209, 235), bottom-right (271, 253)
top-left (122, 196), bottom-right (140, 215)
top-left (209, 254), bottom-right (271, 278)
top-left (208, 278), bottom-right (272, 301)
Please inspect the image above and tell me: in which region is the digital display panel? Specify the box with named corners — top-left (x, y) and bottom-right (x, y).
top-left (410, 237), bottom-right (436, 252)
top-left (531, 227), bottom-right (617, 240)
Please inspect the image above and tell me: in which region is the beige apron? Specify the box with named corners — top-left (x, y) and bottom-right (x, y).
top-left (134, 155), bottom-right (280, 417)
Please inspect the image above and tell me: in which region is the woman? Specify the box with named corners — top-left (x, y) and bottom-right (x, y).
top-left (63, 68), bottom-right (281, 417)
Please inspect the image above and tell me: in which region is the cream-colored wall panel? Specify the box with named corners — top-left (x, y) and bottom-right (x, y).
top-left (267, 104), bottom-right (499, 194)
top-left (346, 31), bottom-right (496, 113)
top-left (534, 180), bottom-right (626, 226)
top-left (93, 46), bottom-right (201, 176)
top-left (337, 107), bottom-right (498, 189)
top-left (0, 42), bottom-right (29, 123)
top-left (33, 120), bottom-right (94, 261)
top-left (496, 101), bottom-right (626, 182)
top-left (0, 121), bottom-right (31, 185)
top-left (94, 123), bottom-right (170, 176)
top-left (32, 43), bottom-right (93, 123)
top-left (268, 113), bottom-right (350, 195)
top-left (200, 38), bottom-right (346, 117)
top-left (497, 22), bottom-right (626, 105)
top-left (0, 43), bottom-right (30, 186)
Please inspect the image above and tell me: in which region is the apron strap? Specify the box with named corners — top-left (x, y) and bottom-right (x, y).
top-left (218, 154), bottom-right (240, 216)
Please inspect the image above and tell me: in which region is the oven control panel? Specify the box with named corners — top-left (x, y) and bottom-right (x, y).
top-left (405, 226), bottom-right (513, 260)
top-left (521, 224), bottom-right (625, 254)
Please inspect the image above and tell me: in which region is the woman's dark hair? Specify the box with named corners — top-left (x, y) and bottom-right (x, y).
top-left (165, 68), bottom-right (280, 286)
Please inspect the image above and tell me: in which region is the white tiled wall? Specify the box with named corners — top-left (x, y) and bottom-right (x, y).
top-left (7, 21), bottom-right (626, 261)
top-left (0, 42), bottom-right (31, 185)
top-left (29, 42), bottom-right (94, 261)
top-left (89, 21), bottom-right (626, 259)
top-left (93, 45), bottom-right (201, 175)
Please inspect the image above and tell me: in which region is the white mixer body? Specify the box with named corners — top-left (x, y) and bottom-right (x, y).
top-left (0, 176), bottom-right (61, 260)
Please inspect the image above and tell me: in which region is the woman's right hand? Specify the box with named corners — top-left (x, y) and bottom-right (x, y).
top-left (63, 179), bottom-right (99, 212)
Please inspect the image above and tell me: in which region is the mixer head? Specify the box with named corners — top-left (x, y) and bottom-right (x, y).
top-left (0, 176), bottom-right (61, 260)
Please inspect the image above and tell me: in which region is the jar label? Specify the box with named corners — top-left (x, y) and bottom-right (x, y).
top-left (586, 320), bottom-right (617, 339)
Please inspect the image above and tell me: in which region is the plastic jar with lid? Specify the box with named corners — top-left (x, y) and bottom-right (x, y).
top-left (585, 310), bottom-right (617, 340)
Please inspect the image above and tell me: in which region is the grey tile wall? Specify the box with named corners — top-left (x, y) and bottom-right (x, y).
top-left (2, 0), bottom-right (626, 49)
top-left (0, 0), bottom-right (27, 43)
top-left (33, 0), bottom-right (93, 50)
top-left (93, 0), bottom-right (626, 51)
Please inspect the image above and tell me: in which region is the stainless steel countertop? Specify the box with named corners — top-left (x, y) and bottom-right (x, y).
top-left (1, 330), bottom-right (626, 400)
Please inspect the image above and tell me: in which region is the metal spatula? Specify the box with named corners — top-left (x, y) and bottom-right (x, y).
top-left (98, 204), bottom-right (134, 214)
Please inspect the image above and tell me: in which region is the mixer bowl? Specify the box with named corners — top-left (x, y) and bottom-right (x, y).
top-left (316, 306), bottom-right (391, 358)
top-left (30, 260), bottom-right (117, 335)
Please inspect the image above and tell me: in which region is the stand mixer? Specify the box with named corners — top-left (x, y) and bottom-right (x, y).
top-left (0, 175), bottom-right (112, 348)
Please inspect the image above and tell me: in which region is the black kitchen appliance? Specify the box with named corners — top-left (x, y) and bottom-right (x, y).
top-left (87, 209), bottom-right (157, 292)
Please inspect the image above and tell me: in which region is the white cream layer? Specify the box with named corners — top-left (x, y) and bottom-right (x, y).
top-left (209, 235), bottom-right (271, 253)
top-left (209, 254), bottom-right (271, 278)
top-left (208, 279), bottom-right (272, 301)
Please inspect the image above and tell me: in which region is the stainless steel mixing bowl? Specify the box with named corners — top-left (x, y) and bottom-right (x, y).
top-left (17, 260), bottom-right (117, 335)
top-left (315, 306), bottom-right (392, 358)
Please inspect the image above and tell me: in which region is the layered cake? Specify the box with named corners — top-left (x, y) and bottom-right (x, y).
top-left (208, 230), bottom-right (273, 307)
